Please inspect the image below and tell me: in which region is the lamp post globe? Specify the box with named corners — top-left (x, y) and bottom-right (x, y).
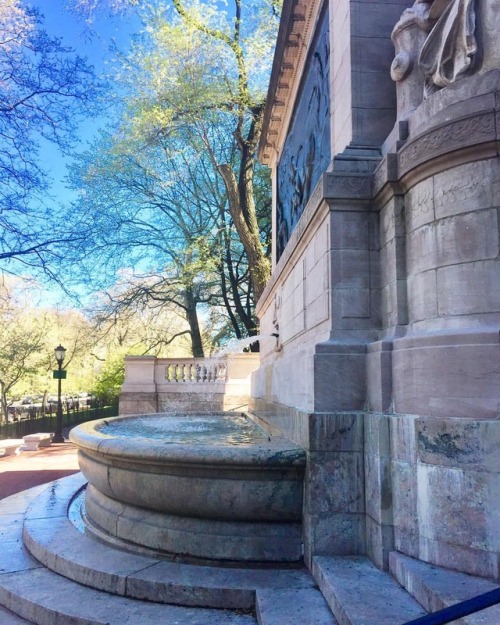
top-left (53, 344), bottom-right (66, 443)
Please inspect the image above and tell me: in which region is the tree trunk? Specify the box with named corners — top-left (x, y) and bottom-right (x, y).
top-left (184, 289), bottom-right (204, 357)
top-left (218, 162), bottom-right (271, 302)
top-left (217, 105), bottom-right (271, 303)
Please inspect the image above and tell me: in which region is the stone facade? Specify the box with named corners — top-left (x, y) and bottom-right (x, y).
top-left (255, 0), bottom-right (500, 578)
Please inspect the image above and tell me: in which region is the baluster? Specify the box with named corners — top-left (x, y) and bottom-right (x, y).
top-left (219, 363), bottom-right (226, 381)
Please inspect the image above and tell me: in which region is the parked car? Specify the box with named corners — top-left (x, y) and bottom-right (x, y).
top-left (65, 395), bottom-right (81, 410)
top-left (7, 405), bottom-right (21, 421)
top-left (44, 396), bottom-right (59, 413)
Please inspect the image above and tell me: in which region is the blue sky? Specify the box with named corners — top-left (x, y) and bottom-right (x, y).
top-left (31, 1), bottom-right (139, 204)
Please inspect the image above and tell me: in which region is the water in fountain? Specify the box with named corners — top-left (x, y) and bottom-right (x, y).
top-left (214, 333), bottom-right (278, 357)
top-left (96, 413), bottom-right (269, 446)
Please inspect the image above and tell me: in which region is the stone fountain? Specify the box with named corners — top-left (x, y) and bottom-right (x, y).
top-left (70, 412), bottom-right (305, 563)
top-left (0, 1), bottom-right (499, 623)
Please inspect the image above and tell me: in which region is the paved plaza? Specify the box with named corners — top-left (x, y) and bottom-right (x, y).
top-left (0, 437), bottom-right (79, 500)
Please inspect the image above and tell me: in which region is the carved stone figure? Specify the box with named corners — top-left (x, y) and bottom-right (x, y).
top-left (391, 2), bottom-right (431, 118)
top-left (418, 0), bottom-right (477, 96)
top-left (391, 0), bottom-right (477, 112)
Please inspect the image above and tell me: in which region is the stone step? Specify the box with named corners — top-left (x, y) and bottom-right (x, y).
top-left (256, 588), bottom-right (338, 625)
top-left (0, 605), bottom-right (32, 624)
top-left (21, 475), bottom-right (315, 610)
top-left (0, 487), bottom-right (256, 625)
top-left (0, 567), bottom-right (258, 625)
top-left (389, 551), bottom-right (500, 624)
top-left (312, 556), bottom-right (427, 625)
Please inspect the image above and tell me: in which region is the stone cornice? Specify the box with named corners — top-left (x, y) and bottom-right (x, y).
top-left (258, 0), bottom-right (325, 167)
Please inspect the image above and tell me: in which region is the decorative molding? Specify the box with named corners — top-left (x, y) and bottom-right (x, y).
top-left (258, 0), bottom-right (325, 166)
top-left (324, 173), bottom-right (373, 201)
top-left (398, 111), bottom-right (495, 176)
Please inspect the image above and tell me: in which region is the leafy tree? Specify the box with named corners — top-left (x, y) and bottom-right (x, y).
top-left (92, 353), bottom-right (125, 406)
top-left (0, 276), bottom-right (50, 420)
top-left (68, 117), bottom-right (268, 354)
top-left (121, 0), bottom-right (277, 301)
top-left (0, 0), bottom-right (101, 277)
top-left (65, 0), bottom-right (277, 352)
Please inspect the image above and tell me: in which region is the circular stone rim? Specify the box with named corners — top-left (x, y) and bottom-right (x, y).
top-left (69, 413), bottom-right (306, 468)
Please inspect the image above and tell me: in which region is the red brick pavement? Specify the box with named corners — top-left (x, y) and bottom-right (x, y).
top-left (0, 440), bottom-right (79, 500)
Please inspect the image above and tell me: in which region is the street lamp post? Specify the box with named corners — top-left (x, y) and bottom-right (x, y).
top-left (53, 344), bottom-right (67, 443)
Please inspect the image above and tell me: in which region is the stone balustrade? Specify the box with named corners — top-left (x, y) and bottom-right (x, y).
top-left (163, 359), bottom-right (227, 384)
top-left (119, 353), bottom-right (260, 415)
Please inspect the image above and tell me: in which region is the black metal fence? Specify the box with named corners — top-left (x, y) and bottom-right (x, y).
top-left (0, 402), bottom-right (119, 440)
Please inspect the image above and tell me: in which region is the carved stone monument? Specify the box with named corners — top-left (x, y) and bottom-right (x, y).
top-left (254, 0), bottom-right (500, 580)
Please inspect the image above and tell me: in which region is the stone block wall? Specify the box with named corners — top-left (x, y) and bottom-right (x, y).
top-left (389, 415), bottom-right (500, 580)
top-left (366, 72), bottom-right (500, 578)
top-left (257, 0), bottom-right (500, 580)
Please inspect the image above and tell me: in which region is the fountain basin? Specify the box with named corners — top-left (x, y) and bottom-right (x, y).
top-left (70, 413), bottom-right (306, 563)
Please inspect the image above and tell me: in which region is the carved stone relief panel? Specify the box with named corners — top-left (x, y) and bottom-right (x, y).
top-left (276, 6), bottom-right (331, 260)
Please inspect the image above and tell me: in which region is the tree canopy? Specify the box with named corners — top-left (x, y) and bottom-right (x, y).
top-left (0, 0), bottom-right (101, 278)
top-left (66, 0), bottom-right (279, 353)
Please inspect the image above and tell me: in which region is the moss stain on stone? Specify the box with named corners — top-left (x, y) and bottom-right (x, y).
top-left (418, 431), bottom-right (473, 458)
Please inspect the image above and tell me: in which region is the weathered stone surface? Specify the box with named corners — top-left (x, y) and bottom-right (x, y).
top-left (251, 0), bottom-right (500, 579)
top-left (365, 515), bottom-right (394, 571)
top-left (308, 412), bottom-right (364, 453)
top-left (0, 485), bottom-right (258, 624)
top-left (437, 261), bottom-right (500, 316)
top-left (0, 606), bottom-right (31, 625)
top-left (417, 463), bottom-right (498, 554)
top-left (390, 551), bottom-right (500, 622)
top-left (433, 158), bottom-right (500, 219)
top-left (313, 556), bottom-right (426, 625)
top-left (407, 269), bottom-right (438, 323)
top-left (0, 567), bottom-right (258, 625)
top-left (303, 512), bottom-right (366, 564)
top-left (392, 460), bottom-right (419, 558)
top-left (84, 484), bottom-right (303, 564)
top-left (417, 417), bottom-right (500, 472)
top-left (313, 343), bottom-right (367, 412)
top-left (256, 588), bottom-right (338, 625)
top-left (364, 453), bottom-right (392, 525)
top-left (306, 451), bottom-right (365, 515)
top-left (22, 479), bottom-right (315, 611)
top-left (390, 415), bottom-right (418, 464)
top-left (407, 210), bottom-right (498, 276)
top-left (392, 331), bottom-right (500, 419)
top-left (366, 344), bottom-right (393, 413)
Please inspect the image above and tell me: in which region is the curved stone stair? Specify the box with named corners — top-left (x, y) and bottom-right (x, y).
top-left (1, 475), bottom-right (499, 625)
top-left (0, 476), bottom-right (336, 625)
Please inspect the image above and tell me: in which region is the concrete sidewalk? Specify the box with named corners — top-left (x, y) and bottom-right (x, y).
top-left (0, 437), bottom-right (79, 500)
